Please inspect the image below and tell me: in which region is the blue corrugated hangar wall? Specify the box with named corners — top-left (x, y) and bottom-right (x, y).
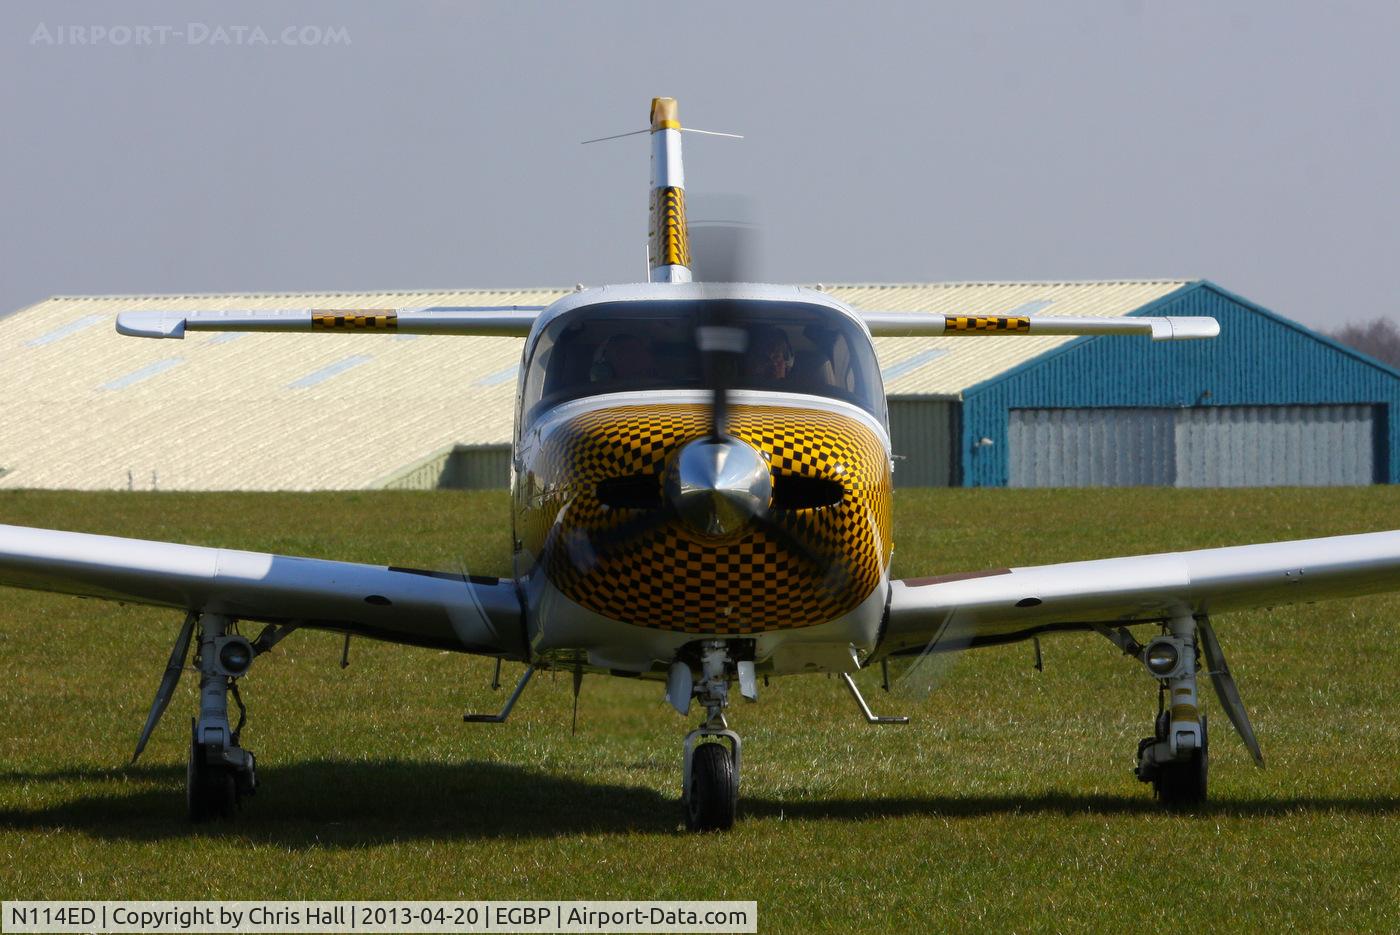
top-left (961, 281), bottom-right (1400, 487)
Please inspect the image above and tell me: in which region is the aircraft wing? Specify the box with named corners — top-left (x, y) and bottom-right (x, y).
top-left (877, 529), bottom-right (1400, 656)
top-left (0, 524), bottom-right (524, 657)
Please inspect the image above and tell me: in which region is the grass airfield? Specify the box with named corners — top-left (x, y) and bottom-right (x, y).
top-left (2, 487), bottom-right (1399, 932)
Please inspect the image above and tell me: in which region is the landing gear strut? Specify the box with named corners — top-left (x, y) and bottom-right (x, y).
top-left (186, 613), bottom-right (257, 821)
top-left (680, 641), bottom-right (742, 831)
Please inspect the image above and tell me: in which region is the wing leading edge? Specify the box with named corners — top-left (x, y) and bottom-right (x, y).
top-left (0, 524), bottom-right (525, 657)
top-left (878, 529), bottom-right (1400, 656)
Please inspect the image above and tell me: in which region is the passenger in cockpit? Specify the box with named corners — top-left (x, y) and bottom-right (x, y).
top-left (745, 326), bottom-right (794, 385)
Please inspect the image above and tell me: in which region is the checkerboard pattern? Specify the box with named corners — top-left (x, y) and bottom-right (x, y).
top-left (516, 403), bottom-right (892, 634)
top-left (649, 186), bottom-right (690, 268)
top-left (310, 309), bottom-right (398, 330)
top-left (943, 314), bottom-right (1031, 333)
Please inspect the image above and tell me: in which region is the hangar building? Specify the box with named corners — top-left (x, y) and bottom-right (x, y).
top-left (1, 280), bottom-right (1393, 490)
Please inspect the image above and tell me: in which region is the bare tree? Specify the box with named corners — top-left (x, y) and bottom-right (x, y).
top-left (1329, 318), bottom-right (1400, 369)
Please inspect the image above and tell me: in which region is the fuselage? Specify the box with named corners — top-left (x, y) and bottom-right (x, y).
top-left (509, 284), bottom-right (896, 676)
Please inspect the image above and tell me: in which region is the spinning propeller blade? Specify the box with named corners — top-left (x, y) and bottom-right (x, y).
top-left (888, 613), bottom-right (976, 701)
top-left (688, 194), bottom-right (766, 284)
top-left (695, 304), bottom-right (746, 440)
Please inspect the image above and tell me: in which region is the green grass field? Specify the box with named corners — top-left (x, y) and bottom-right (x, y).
top-left (2, 488), bottom-right (1399, 932)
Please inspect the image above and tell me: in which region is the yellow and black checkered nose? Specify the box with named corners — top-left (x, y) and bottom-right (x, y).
top-left (516, 403), bottom-right (892, 635)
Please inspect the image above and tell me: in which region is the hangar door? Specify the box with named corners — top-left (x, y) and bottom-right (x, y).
top-left (1009, 405), bottom-right (1380, 488)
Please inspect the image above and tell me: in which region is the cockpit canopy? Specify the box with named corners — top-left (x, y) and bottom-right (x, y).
top-left (520, 300), bottom-right (887, 421)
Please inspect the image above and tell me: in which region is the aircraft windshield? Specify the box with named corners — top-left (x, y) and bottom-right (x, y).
top-left (521, 300), bottom-right (886, 422)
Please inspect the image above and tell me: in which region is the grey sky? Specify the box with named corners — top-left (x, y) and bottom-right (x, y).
top-left (2, 1), bottom-right (1397, 329)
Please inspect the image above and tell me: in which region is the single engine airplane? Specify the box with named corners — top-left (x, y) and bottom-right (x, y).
top-left (3, 98), bottom-right (1398, 831)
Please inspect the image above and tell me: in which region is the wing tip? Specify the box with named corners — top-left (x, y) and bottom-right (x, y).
top-left (116, 312), bottom-right (186, 339)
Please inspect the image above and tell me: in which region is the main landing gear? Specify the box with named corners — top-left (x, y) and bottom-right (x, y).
top-left (1101, 612), bottom-right (1210, 807)
top-left (1102, 609), bottom-right (1265, 808)
top-left (135, 611), bottom-right (292, 821)
top-left (185, 614), bottom-right (259, 820)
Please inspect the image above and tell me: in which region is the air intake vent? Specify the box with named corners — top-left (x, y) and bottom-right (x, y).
top-left (596, 474), bottom-right (663, 509)
top-left (771, 474), bottom-right (844, 510)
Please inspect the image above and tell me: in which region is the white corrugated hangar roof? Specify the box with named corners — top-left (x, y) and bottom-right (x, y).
top-left (0, 281), bottom-right (1188, 490)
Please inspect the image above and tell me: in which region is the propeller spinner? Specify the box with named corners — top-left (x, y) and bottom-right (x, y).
top-left (664, 435), bottom-right (771, 538)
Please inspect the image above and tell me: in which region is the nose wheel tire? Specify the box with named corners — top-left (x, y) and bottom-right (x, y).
top-left (1154, 713), bottom-right (1209, 808)
top-left (186, 720), bottom-right (237, 822)
top-left (685, 742), bottom-right (737, 832)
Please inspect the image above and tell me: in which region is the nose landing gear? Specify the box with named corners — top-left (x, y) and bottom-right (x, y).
top-left (680, 641), bottom-right (743, 831)
top-left (684, 727), bottom-right (740, 832)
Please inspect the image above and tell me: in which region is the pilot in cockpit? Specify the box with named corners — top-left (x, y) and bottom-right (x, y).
top-left (590, 333), bottom-right (657, 382)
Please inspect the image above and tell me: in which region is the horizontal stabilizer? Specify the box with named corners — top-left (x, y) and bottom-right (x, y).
top-left (115, 306), bottom-right (545, 339)
top-left (861, 312), bottom-right (1219, 341)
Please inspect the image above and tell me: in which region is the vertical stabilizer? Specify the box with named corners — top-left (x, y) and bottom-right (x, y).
top-left (648, 97), bottom-right (692, 283)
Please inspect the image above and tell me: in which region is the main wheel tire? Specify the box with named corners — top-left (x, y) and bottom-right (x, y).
top-left (685, 743), bottom-right (737, 832)
top-left (187, 721), bottom-right (237, 822)
top-left (1155, 714), bottom-right (1208, 808)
